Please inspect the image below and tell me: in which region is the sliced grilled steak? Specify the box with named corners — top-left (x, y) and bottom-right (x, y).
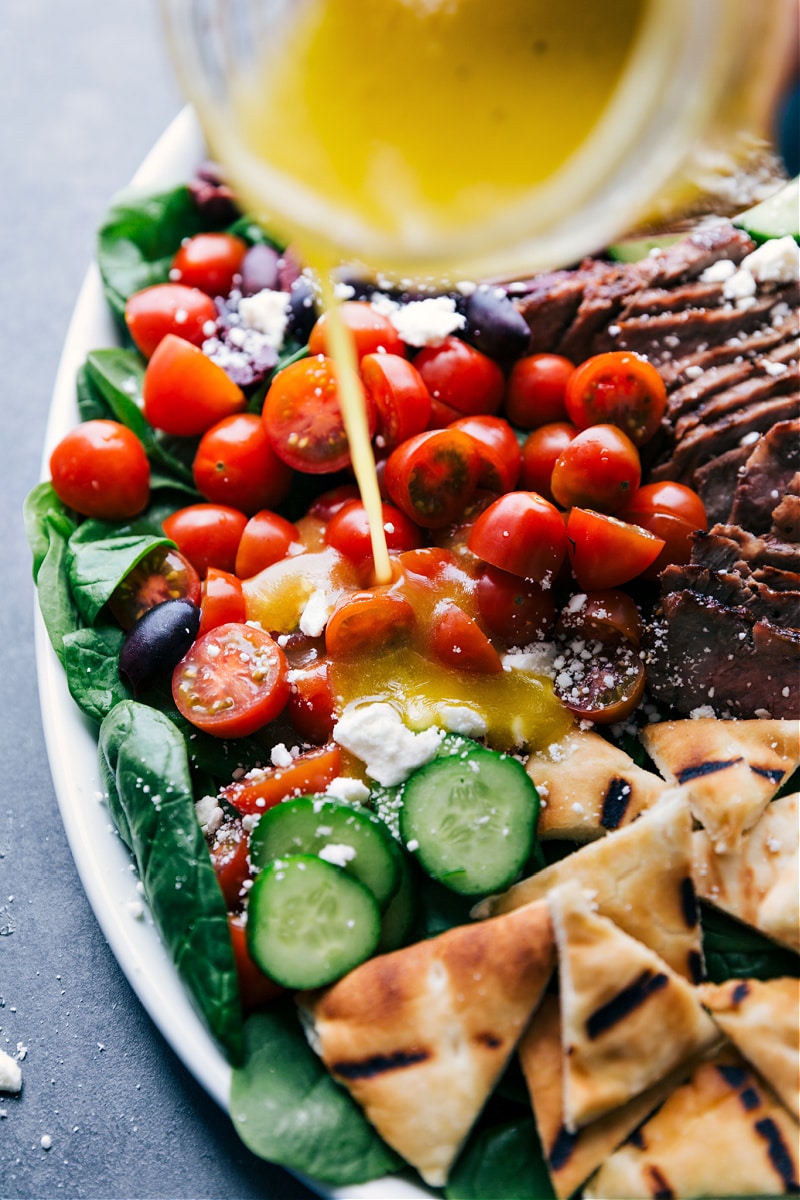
top-left (691, 525), bottom-right (800, 574)
top-left (771, 490), bottom-right (800, 542)
top-left (659, 563), bottom-right (800, 629)
top-left (693, 445), bottom-right (755, 526)
top-left (672, 368), bottom-right (799, 442)
top-left (729, 419), bottom-right (800, 532)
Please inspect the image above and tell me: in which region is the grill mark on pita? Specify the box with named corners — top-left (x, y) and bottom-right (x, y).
top-left (750, 764), bottom-right (786, 784)
top-left (585, 970), bottom-right (669, 1040)
top-left (740, 1086), bottom-right (762, 1112)
top-left (473, 1031), bottom-right (502, 1049)
top-left (732, 980), bottom-right (751, 1005)
top-left (717, 1063), bottom-right (749, 1089)
top-left (332, 1048), bottom-right (430, 1080)
top-left (644, 1164), bottom-right (675, 1198)
top-left (680, 876), bottom-right (699, 927)
top-left (547, 1125), bottom-right (578, 1171)
top-left (676, 756), bottom-right (744, 783)
top-left (754, 1117), bottom-right (800, 1192)
top-left (599, 777), bottom-right (632, 829)
top-left (629, 1125), bottom-right (647, 1150)
top-left (688, 949), bottom-right (705, 984)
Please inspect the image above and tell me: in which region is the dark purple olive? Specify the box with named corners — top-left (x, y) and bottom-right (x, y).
top-left (119, 599), bottom-right (200, 697)
top-left (240, 243), bottom-right (282, 296)
top-left (288, 275), bottom-right (320, 342)
top-left (464, 285), bottom-right (531, 364)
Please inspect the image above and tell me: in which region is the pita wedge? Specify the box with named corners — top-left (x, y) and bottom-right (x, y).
top-left (584, 1049), bottom-right (800, 1199)
top-left (700, 977), bottom-right (800, 1120)
top-left (297, 899), bottom-right (554, 1188)
top-left (476, 789), bottom-right (704, 982)
top-left (519, 994), bottom-right (695, 1199)
top-left (548, 881), bottom-right (720, 1130)
top-left (641, 717), bottom-right (799, 852)
top-left (527, 728), bottom-right (667, 842)
top-left (693, 791), bottom-right (799, 952)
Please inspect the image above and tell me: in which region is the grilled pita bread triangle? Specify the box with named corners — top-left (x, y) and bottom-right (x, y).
top-left (475, 789), bottom-right (704, 982)
top-left (297, 898), bottom-right (555, 1188)
top-left (527, 728), bottom-right (667, 842)
top-left (641, 717), bottom-right (800, 852)
top-left (692, 791), bottom-right (799, 952)
top-left (549, 880), bottom-right (719, 1130)
top-left (699, 977), bottom-right (800, 1121)
top-left (583, 1049), bottom-right (800, 1199)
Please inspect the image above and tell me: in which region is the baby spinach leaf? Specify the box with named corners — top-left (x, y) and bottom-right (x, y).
top-left (98, 701), bottom-right (244, 1062)
top-left (63, 626), bottom-right (128, 723)
top-left (230, 1005), bottom-right (401, 1185)
top-left (24, 484), bottom-right (83, 663)
top-left (701, 903), bottom-right (800, 982)
top-left (67, 525), bottom-right (172, 624)
top-left (76, 362), bottom-right (113, 421)
top-left (446, 1118), bottom-right (554, 1200)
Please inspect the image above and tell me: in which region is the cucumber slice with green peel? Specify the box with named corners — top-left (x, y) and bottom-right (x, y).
top-left (399, 747), bottom-right (539, 896)
top-left (246, 854), bottom-right (381, 990)
top-left (249, 795), bottom-right (400, 910)
top-left (606, 233), bottom-right (684, 262)
top-left (734, 177), bottom-right (799, 244)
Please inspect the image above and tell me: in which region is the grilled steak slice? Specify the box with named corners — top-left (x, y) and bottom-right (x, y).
top-left (693, 445), bottom-right (755, 526)
top-left (691, 525), bottom-right (800, 574)
top-left (771, 490), bottom-right (800, 542)
top-left (659, 564), bottom-right (800, 629)
top-left (729, 419), bottom-right (800, 533)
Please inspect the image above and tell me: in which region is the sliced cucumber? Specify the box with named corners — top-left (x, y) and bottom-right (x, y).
top-left (734, 177), bottom-right (799, 244)
top-left (399, 747), bottom-right (539, 896)
top-left (249, 795), bottom-right (400, 910)
top-left (246, 854), bottom-right (381, 990)
top-left (606, 233), bottom-right (684, 262)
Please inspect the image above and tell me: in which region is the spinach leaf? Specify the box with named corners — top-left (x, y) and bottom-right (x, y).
top-left (224, 215), bottom-right (282, 247)
top-left (701, 903), bottom-right (800, 983)
top-left (24, 484), bottom-right (83, 662)
top-left (98, 701), bottom-right (244, 1062)
top-left (76, 361), bottom-right (113, 421)
top-left (446, 1118), bottom-right (555, 1200)
top-left (67, 524), bottom-right (172, 624)
top-left (230, 1005), bottom-right (401, 1185)
top-left (63, 625), bottom-right (128, 723)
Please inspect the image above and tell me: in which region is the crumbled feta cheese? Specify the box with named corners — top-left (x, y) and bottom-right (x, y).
top-left (317, 843), bottom-right (357, 868)
top-left (741, 236), bottom-right (800, 286)
top-left (436, 705), bottom-right (488, 739)
top-left (195, 795), bottom-right (224, 837)
top-left (723, 267), bottom-right (757, 304)
top-left (325, 776), bottom-right (371, 804)
top-left (299, 588), bottom-right (333, 638)
top-left (237, 288), bottom-right (291, 347)
top-left (388, 296), bottom-right (465, 348)
top-left (0, 1048), bottom-right (21, 1094)
top-left (689, 705), bottom-right (716, 719)
top-left (501, 642), bottom-right (557, 677)
top-left (699, 258), bottom-right (737, 284)
top-left (270, 742), bottom-right (294, 769)
top-left (333, 702), bottom-right (442, 786)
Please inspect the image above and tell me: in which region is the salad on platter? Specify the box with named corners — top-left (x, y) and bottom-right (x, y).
top-left (26, 129), bottom-right (800, 1199)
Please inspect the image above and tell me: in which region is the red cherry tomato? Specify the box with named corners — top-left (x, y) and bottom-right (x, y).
top-left (221, 743), bottom-right (342, 815)
top-left (49, 420), bottom-right (150, 520)
top-left (620, 481), bottom-right (708, 530)
top-left (383, 428), bottom-right (482, 529)
top-left (415, 336), bottom-right (505, 424)
top-left (476, 566), bottom-right (556, 646)
top-left (467, 491), bottom-right (567, 584)
top-left (324, 500), bottom-right (423, 568)
top-left (554, 635), bottom-right (646, 724)
top-left (228, 914), bottom-right (285, 1011)
top-left (198, 568), bottom-right (246, 637)
top-left (449, 415), bottom-right (522, 493)
top-left (107, 546), bottom-right (201, 630)
top-left (555, 589), bottom-right (643, 647)
top-left (427, 602), bottom-right (503, 674)
top-left (210, 821), bottom-right (251, 909)
top-left (361, 353), bottom-right (431, 450)
top-left (172, 622), bottom-right (289, 738)
top-left (307, 484), bottom-right (362, 523)
top-left (395, 546), bottom-right (458, 581)
top-left (564, 351), bottom-right (667, 446)
top-left (234, 510), bottom-right (300, 579)
top-left (550, 424), bottom-right (641, 513)
top-left (519, 422), bottom-right (579, 503)
top-left (124, 283), bottom-right (217, 359)
top-left (566, 508), bottom-right (665, 590)
top-left (263, 354), bottom-right (376, 474)
top-left (286, 660), bottom-right (337, 744)
top-left (171, 232), bottom-right (248, 297)
top-left (504, 354), bottom-right (575, 429)
top-left (325, 591), bottom-right (416, 658)
top-left (142, 335), bottom-right (246, 437)
top-left (308, 302), bottom-right (406, 359)
top-left (162, 504), bottom-right (248, 577)
top-left (193, 412), bottom-right (294, 515)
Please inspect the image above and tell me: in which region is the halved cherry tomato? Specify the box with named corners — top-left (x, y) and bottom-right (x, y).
top-left (107, 545), bottom-right (201, 630)
top-left (504, 354), bottom-right (575, 428)
top-left (325, 591), bottom-right (416, 657)
top-left (620, 481), bottom-right (708, 531)
top-left (286, 660), bottom-right (337, 743)
top-left (307, 484), bottom-right (362, 522)
top-left (383, 428), bottom-right (482, 528)
top-left (415, 336), bottom-right (505, 425)
top-left (210, 820), bottom-right (251, 909)
top-left (519, 421), bottom-right (579, 502)
top-left (234, 510), bottom-right (300, 579)
top-left (163, 504), bottom-right (248, 577)
top-left (171, 232), bottom-right (248, 297)
top-left (566, 507), bottom-right (665, 590)
top-left (49, 420), bottom-right (150, 520)
top-left (550, 424), bottom-right (641, 513)
top-left (172, 621), bottom-right (289, 738)
top-left (449, 415), bottom-right (522, 492)
top-left (555, 589), bottom-right (643, 647)
top-left (263, 354), bottom-right (376, 474)
top-left (565, 351), bottom-right (667, 446)
top-left (143, 335), bottom-right (246, 437)
top-left (325, 500), bottom-right (423, 568)
top-left (467, 491), bottom-right (567, 583)
top-left (193, 413), bottom-right (293, 514)
top-left (395, 546), bottom-right (458, 581)
top-left (221, 743), bottom-right (342, 814)
top-left (124, 283), bottom-right (217, 359)
top-left (308, 301), bottom-right (406, 359)
top-left (228, 915), bottom-right (285, 1011)
top-left (361, 353), bottom-right (431, 450)
top-left (198, 568), bottom-right (246, 637)
top-left (553, 636), bottom-right (646, 724)
top-left (427, 601), bottom-right (503, 674)
top-left (476, 566), bottom-right (556, 646)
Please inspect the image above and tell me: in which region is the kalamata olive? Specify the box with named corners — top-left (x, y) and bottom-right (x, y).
top-left (119, 598), bottom-right (201, 697)
top-left (288, 275), bottom-right (320, 341)
top-left (464, 285), bottom-right (531, 364)
top-left (240, 244), bottom-right (281, 296)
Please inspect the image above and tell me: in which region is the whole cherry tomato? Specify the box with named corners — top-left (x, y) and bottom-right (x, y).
top-left (476, 566), bottom-right (556, 646)
top-left (449, 415), bottom-right (522, 493)
top-left (565, 351), bottom-right (667, 446)
top-left (619, 481), bottom-right (708, 579)
top-left (467, 491), bottom-right (567, 583)
top-left (193, 412), bottom-right (293, 514)
top-left (308, 301), bottom-right (406, 359)
top-left (198, 568), bottom-right (247, 637)
top-left (384, 428), bottom-right (482, 529)
top-left (124, 283), bottom-right (217, 359)
top-left (325, 500), bottom-right (423, 568)
top-left (142, 335), bottom-right (246, 437)
top-left (234, 510), bottom-right (300, 579)
top-left (50, 420), bottom-right (150, 520)
top-left (566, 508), bottom-right (665, 590)
top-left (550, 424), bottom-right (641, 513)
top-left (415, 336), bottom-right (505, 425)
top-left (361, 353), bottom-right (431, 450)
top-left (519, 421), bottom-right (579, 502)
top-left (504, 354), bottom-right (575, 428)
top-left (163, 504), bottom-right (248, 577)
top-left (171, 232), bottom-right (248, 297)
